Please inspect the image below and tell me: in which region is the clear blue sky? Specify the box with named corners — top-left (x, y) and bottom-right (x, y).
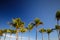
top-left (0, 0), bottom-right (60, 40)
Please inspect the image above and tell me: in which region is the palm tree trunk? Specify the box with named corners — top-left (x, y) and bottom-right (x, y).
top-left (58, 30), bottom-right (60, 40)
top-left (57, 20), bottom-right (60, 40)
top-left (36, 26), bottom-right (38, 40)
top-left (28, 30), bottom-right (30, 40)
top-left (9, 34), bottom-right (12, 40)
top-left (42, 33), bottom-right (43, 40)
top-left (21, 33), bottom-right (22, 40)
top-left (57, 20), bottom-right (59, 25)
top-left (4, 33), bottom-right (6, 40)
top-left (57, 30), bottom-right (59, 40)
top-left (59, 31), bottom-right (60, 40)
top-left (16, 28), bottom-right (18, 40)
top-left (0, 37), bottom-right (1, 40)
top-left (48, 34), bottom-right (50, 40)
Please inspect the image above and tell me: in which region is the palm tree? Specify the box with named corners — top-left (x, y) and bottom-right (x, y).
top-left (7, 29), bottom-right (16, 40)
top-left (34, 18), bottom-right (43, 40)
top-left (3, 29), bottom-right (7, 40)
top-left (39, 28), bottom-right (46, 40)
top-left (26, 24), bottom-right (34, 40)
top-left (9, 29), bottom-right (12, 40)
top-left (55, 25), bottom-right (60, 40)
top-left (56, 11), bottom-right (60, 40)
top-left (46, 29), bottom-right (53, 40)
top-left (0, 30), bottom-right (3, 40)
top-left (56, 11), bottom-right (60, 25)
top-left (20, 28), bottom-right (27, 40)
top-left (8, 18), bottom-right (24, 40)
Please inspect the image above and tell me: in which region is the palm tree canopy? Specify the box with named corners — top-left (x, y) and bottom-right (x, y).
top-left (14, 30), bottom-right (16, 34)
top-left (55, 25), bottom-right (60, 30)
top-left (19, 28), bottom-right (27, 33)
top-left (0, 30), bottom-right (3, 36)
top-left (8, 18), bottom-right (24, 29)
top-left (39, 28), bottom-right (46, 33)
top-left (34, 18), bottom-right (43, 26)
top-left (3, 29), bottom-right (7, 33)
top-left (6, 29), bottom-right (16, 34)
top-left (46, 29), bottom-right (53, 34)
top-left (26, 24), bottom-right (34, 31)
top-left (56, 11), bottom-right (60, 20)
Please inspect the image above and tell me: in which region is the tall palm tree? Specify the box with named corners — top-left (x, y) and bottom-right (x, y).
top-left (46, 29), bottom-right (53, 40)
top-left (56, 11), bottom-right (60, 25)
top-left (9, 29), bottom-right (12, 40)
top-left (55, 25), bottom-right (60, 40)
top-left (34, 18), bottom-right (43, 40)
top-left (8, 18), bottom-right (24, 40)
top-left (20, 28), bottom-right (27, 40)
top-left (0, 30), bottom-right (3, 40)
top-left (26, 24), bottom-right (34, 40)
top-left (7, 29), bottom-right (16, 40)
top-left (56, 11), bottom-right (60, 40)
top-left (39, 28), bottom-right (46, 40)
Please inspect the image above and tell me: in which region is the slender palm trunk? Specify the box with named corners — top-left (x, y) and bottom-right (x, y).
top-left (0, 37), bottom-right (1, 40)
top-left (42, 33), bottom-right (43, 40)
top-left (57, 30), bottom-right (59, 40)
top-left (9, 34), bottom-right (12, 40)
top-left (59, 31), bottom-right (60, 40)
top-left (16, 28), bottom-right (18, 40)
top-left (48, 34), bottom-right (50, 40)
top-left (21, 33), bottom-right (23, 40)
top-left (57, 20), bottom-right (60, 40)
top-left (36, 26), bottom-right (38, 40)
top-left (4, 33), bottom-right (6, 40)
top-left (28, 30), bottom-right (30, 40)
top-left (58, 30), bottom-right (60, 40)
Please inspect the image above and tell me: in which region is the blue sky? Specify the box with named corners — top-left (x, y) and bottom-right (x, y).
top-left (0, 0), bottom-right (60, 40)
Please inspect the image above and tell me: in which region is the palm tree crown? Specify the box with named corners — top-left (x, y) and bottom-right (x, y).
top-left (55, 25), bottom-right (60, 30)
top-left (20, 28), bottom-right (27, 33)
top-left (56, 11), bottom-right (60, 20)
top-left (34, 18), bottom-right (43, 26)
top-left (26, 24), bottom-right (34, 31)
top-left (46, 29), bottom-right (53, 34)
top-left (39, 28), bottom-right (46, 33)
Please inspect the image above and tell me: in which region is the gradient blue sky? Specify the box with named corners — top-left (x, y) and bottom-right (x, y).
top-left (0, 0), bottom-right (60, 40)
